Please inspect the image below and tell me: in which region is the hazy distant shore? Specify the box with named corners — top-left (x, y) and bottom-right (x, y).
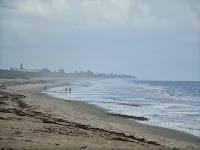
top-left (0, 77), bottom-right (199, 150)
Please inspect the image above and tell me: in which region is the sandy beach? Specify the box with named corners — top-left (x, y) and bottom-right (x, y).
top-left (0, 77), bottom-right (200, 150)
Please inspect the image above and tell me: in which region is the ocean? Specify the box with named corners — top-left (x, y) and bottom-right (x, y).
top-left (43, 78), bottom-right (200, 137)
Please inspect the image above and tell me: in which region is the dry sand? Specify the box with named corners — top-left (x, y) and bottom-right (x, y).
top-left (0, 77), bottom-right (200, 150)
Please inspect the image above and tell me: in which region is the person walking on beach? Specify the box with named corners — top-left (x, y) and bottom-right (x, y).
top-left (69, 87), bottom-right (71, 94)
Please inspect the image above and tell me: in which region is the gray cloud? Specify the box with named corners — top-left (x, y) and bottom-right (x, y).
top-left (0, 0), bottom-right (200, 81)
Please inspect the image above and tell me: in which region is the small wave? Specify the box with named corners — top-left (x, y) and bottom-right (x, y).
top-left (44, 79), bottom-right (200, 137)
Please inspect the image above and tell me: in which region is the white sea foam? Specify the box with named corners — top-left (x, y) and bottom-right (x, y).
top-left (43, 78), bottom-right (200, 137)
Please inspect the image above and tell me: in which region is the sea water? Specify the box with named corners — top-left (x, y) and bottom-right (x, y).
top-left (44, 78), bottom-right (200, 137)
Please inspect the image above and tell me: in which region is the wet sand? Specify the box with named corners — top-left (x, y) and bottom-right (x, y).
top-left (0, 77), bottom-right (200, 150)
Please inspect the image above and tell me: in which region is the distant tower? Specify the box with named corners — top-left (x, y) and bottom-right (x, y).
top-left (20, 64), bottom-right (23, 70)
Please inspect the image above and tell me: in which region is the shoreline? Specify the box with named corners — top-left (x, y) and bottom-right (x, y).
top-left (44, 83), bottom-right (200, 138)
top-left (0, 77), bottom-right (200, 150)
top-left (43, 91), bottom-right (200, 147)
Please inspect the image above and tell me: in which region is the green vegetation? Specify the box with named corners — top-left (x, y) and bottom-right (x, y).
top-left (0, 69), bottom-right (65, 79)
top-left (0, 69), bottom-right (136, 79)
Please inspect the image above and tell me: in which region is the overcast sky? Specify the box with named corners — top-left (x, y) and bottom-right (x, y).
top-left (0, 0), bottom-right (200, 81)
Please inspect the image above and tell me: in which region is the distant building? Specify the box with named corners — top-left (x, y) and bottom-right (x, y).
top-left (10, 64), bottom-right (40, 73)
top-left (20, 63), bottom-right (23, 70)
top-left (59, 69), bottom-right (65, 74)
